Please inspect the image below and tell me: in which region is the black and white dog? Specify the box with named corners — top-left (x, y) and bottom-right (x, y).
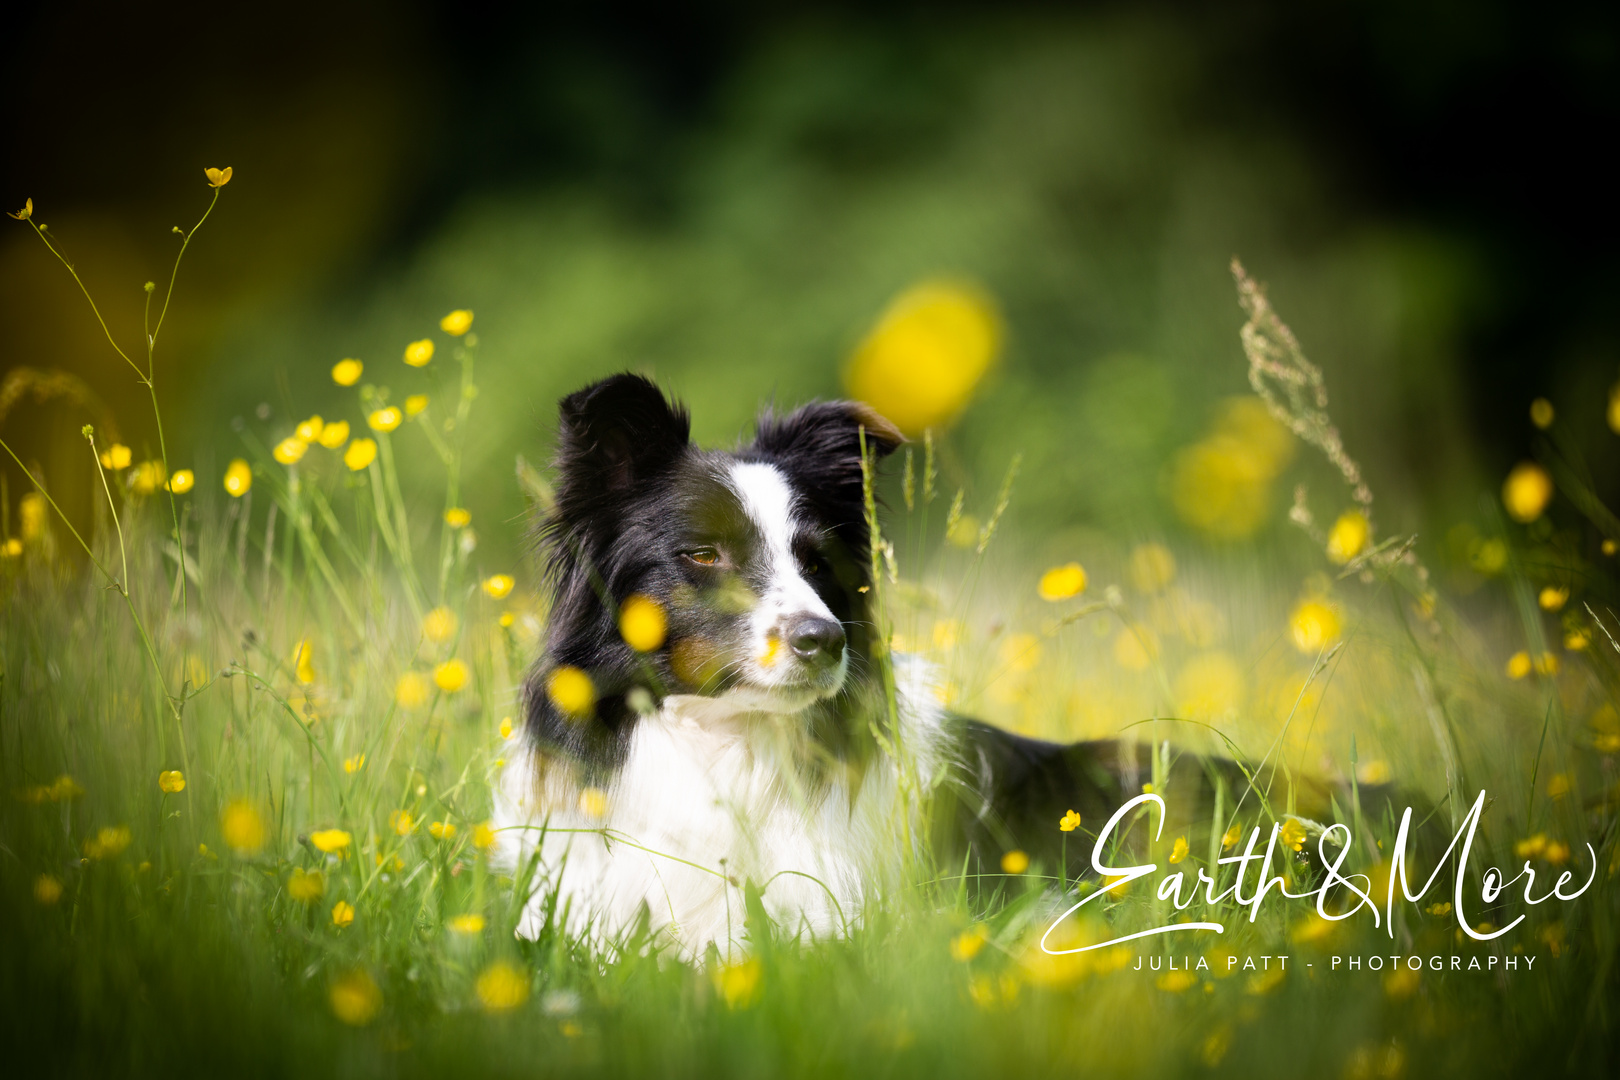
top-left (494, 374), bottom-right (1343, 954)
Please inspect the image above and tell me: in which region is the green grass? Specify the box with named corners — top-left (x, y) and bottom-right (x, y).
top-left (3, 188), bottom-right (1619, 1079)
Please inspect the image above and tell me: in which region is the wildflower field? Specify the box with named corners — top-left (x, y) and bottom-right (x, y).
top-left (3, 175), bottom-right (1619, 1079)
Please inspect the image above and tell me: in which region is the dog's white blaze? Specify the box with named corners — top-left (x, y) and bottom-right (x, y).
top-left (726, 461), bottom-right (840, 686)
top-left (493, 655), bottom-right (951, 956)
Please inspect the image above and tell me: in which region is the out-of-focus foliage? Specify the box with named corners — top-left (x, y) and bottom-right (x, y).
top-left (189, 23), bottom-right (1484, 571)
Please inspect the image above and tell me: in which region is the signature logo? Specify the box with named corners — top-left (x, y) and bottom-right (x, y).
top-left (1041, 789), bottom-right (1596, 955)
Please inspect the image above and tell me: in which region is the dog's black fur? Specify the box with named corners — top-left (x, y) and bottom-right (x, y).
top-left (522, 374), bottom-right (896, 775)
top-left (521, 374), bottom-right (1406, 885)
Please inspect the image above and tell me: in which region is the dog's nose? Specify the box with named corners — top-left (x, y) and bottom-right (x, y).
top-left (786, 616), bottom-right (845, 663)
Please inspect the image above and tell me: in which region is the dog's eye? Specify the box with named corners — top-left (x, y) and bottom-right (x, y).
top-left (684, 548), bottom-right (721, 566)
top-left (802, 558), bottom-right (821, 576)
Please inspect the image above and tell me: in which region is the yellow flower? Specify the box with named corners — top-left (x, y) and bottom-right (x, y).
top-left (472, 821), bottom-right (497, 850)
top-left (288, 868), bottom-right (325, 902)
top-left (312, 420), bottom-right (348, 449)
top-left (1547, 772), bottom-right (1572, 799)
top-left (444, 507), bottom-right (471, 528)
top-left (483, 574), bottom-right (515, 599)
top-left (1506, 651), bottom-right (1532, 679)
top-left (344, 438), bottom-right (377, 471)
top-left (367, 407), bottom-right (401, 433)
top-left (499, 716), bottom-right (514, 740)
top-left (946, 513), bottom-right (980, 548)
top-left (34, 874), bottom-right (63, 905)
top-left (1530, 397), bottom-right (1555, 428)
top-left (3, 537), bottom-right (23, 558)
top-left (1539, 586), bottom-right (1568, 611)
top-left (332, 358), bottom-right (363, 386)
top-left (1102, 873), bottom-right (1132, 896)
top-left (1279, 819), bottom-right (1307, 852)
top-left (1221, 823), bottom-right (1242, 849)
top-left (714, 957), bottom-right (762, 1009)
top-left (429, 820), bottom-right (458, 840)
top-left (158, 770), bottom-right (185, 794)
top-left (343, 754), bottom-right (365, 774)
top-left (1325, 510), bottom-right (1369, 565)
top-left (476, 961), bottom-right (530, 1011)
top-left (204, 166), bottom-right (233, 187)
top-left (1173, 651), bottom-right (1245, 720)
top-left (164, 468), bottom-right (194, 493)
top-left (295, 415), bottom-right (324, 442)
top-left (44, 775), bottom-right (83, 802)
top-left (84, 825), bottom-right (132, 859)
top-left (950, 925), bottom-right (989, 961)
top-left (1157, 970), bottom-right (1198, 993)
top-left (403, 339), bottom-right (435, 367)
top-left (1114, 626), bottom-right (1158, 670)
top-left (1170, 398), bottom-right (1294, 538)
top-left (1546, 841), bottom-right (1571, 865)
top-left (968, 971), bottom-right (1022, 1009)
top-left (273, 437), bottom-right (308, 465)
top-left (547, 666), bottom-right (595, 718)
top-left (17, 494), bottom-right (47, 543)
top-left (404, 393), bottom-right (429, 417)
top-left (99, 443), bottom-right (132, 470)
top-left (430, 660), bottom-right (469, 693)
top-left (220, 799), bottom-right (266, 854)
top-left (1515, 833), bottom-right (1547, 859)
top-left (329, 970), bottom-right (382, 1026)
top-left (1356, 760), bottom-right (1391, 785)
top-left (1289, 599), bottom-right (1340, 654)
top-left (1058, 809), bottom-right (1081, 833)
top-left (1168, 836), bottom-right (1189, 864)
top-left (423, 606), bottom-right (459, 643)
top-left (1037, 562), bottom-right (1087, 601)
top-left (1200, 1025), bottom-right (1233, 1068)
top-left (441, 309), bottom-right (474, 336)
top-left (619, 594), bottom-right (667, 652)
top-left (390, 810), bottom-right (416, 836)
top-left (578, 787), bottom-right (609, 819)
top-left (223, 458), bottom-right (252, 497)
top-left (396, 671), bottom-right (430, 708)
top-left (1503, 462), bottom-right (1553, 523)
top-left (8, 197), bottom-right (34, 221)
top-left (844, 280), bottom-right (1001, 435)
top-left (1427, 902), bottom-right (1452, 916)
top-left (1128, 543), bottom-right (1176, 592)
top-left (292, 638), bottom-right (316, 685)
top-left (1246, 968), bottom-right (1285, 995)
top-left (311, 829), bottom-right (352, 854)
top-left (498, 611), bottom-right (515, 628)
top-left (131, 461), bottom-right (167, 495)
top-left (332, 900), bottom-right (355, 928)
top-left (1567, 628), bottom-right (1591, 651)
top-left (449, 913), bottom-right (485, 934)
top-left (1001, 849), bottom-right (1030, 874)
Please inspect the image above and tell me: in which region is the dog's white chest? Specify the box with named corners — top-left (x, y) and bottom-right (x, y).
top-left (494, 659), bottom-right (946, 956)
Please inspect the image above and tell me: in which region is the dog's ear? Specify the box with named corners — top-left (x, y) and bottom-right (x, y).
top-left (554, 374), bottom-right (691, 505)
top-left (753, 400), bottom-right (903, 509)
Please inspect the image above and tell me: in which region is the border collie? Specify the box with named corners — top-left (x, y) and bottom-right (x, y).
top-left (493, 374), bottom-right (1346, 955)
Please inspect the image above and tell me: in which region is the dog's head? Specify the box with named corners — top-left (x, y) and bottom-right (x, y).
top-left (524, 374), bottom-right (902, 766)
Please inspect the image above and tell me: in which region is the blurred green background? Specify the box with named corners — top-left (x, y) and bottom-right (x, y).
top-left (3, 0), bottom-right (1617, 571)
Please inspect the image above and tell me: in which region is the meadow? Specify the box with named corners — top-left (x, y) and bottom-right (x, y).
top-left (2, 176), bottom-right (1617, 1078)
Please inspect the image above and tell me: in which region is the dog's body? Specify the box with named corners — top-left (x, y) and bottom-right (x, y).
top-left (493, 375), bottom-right (1375, 956)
